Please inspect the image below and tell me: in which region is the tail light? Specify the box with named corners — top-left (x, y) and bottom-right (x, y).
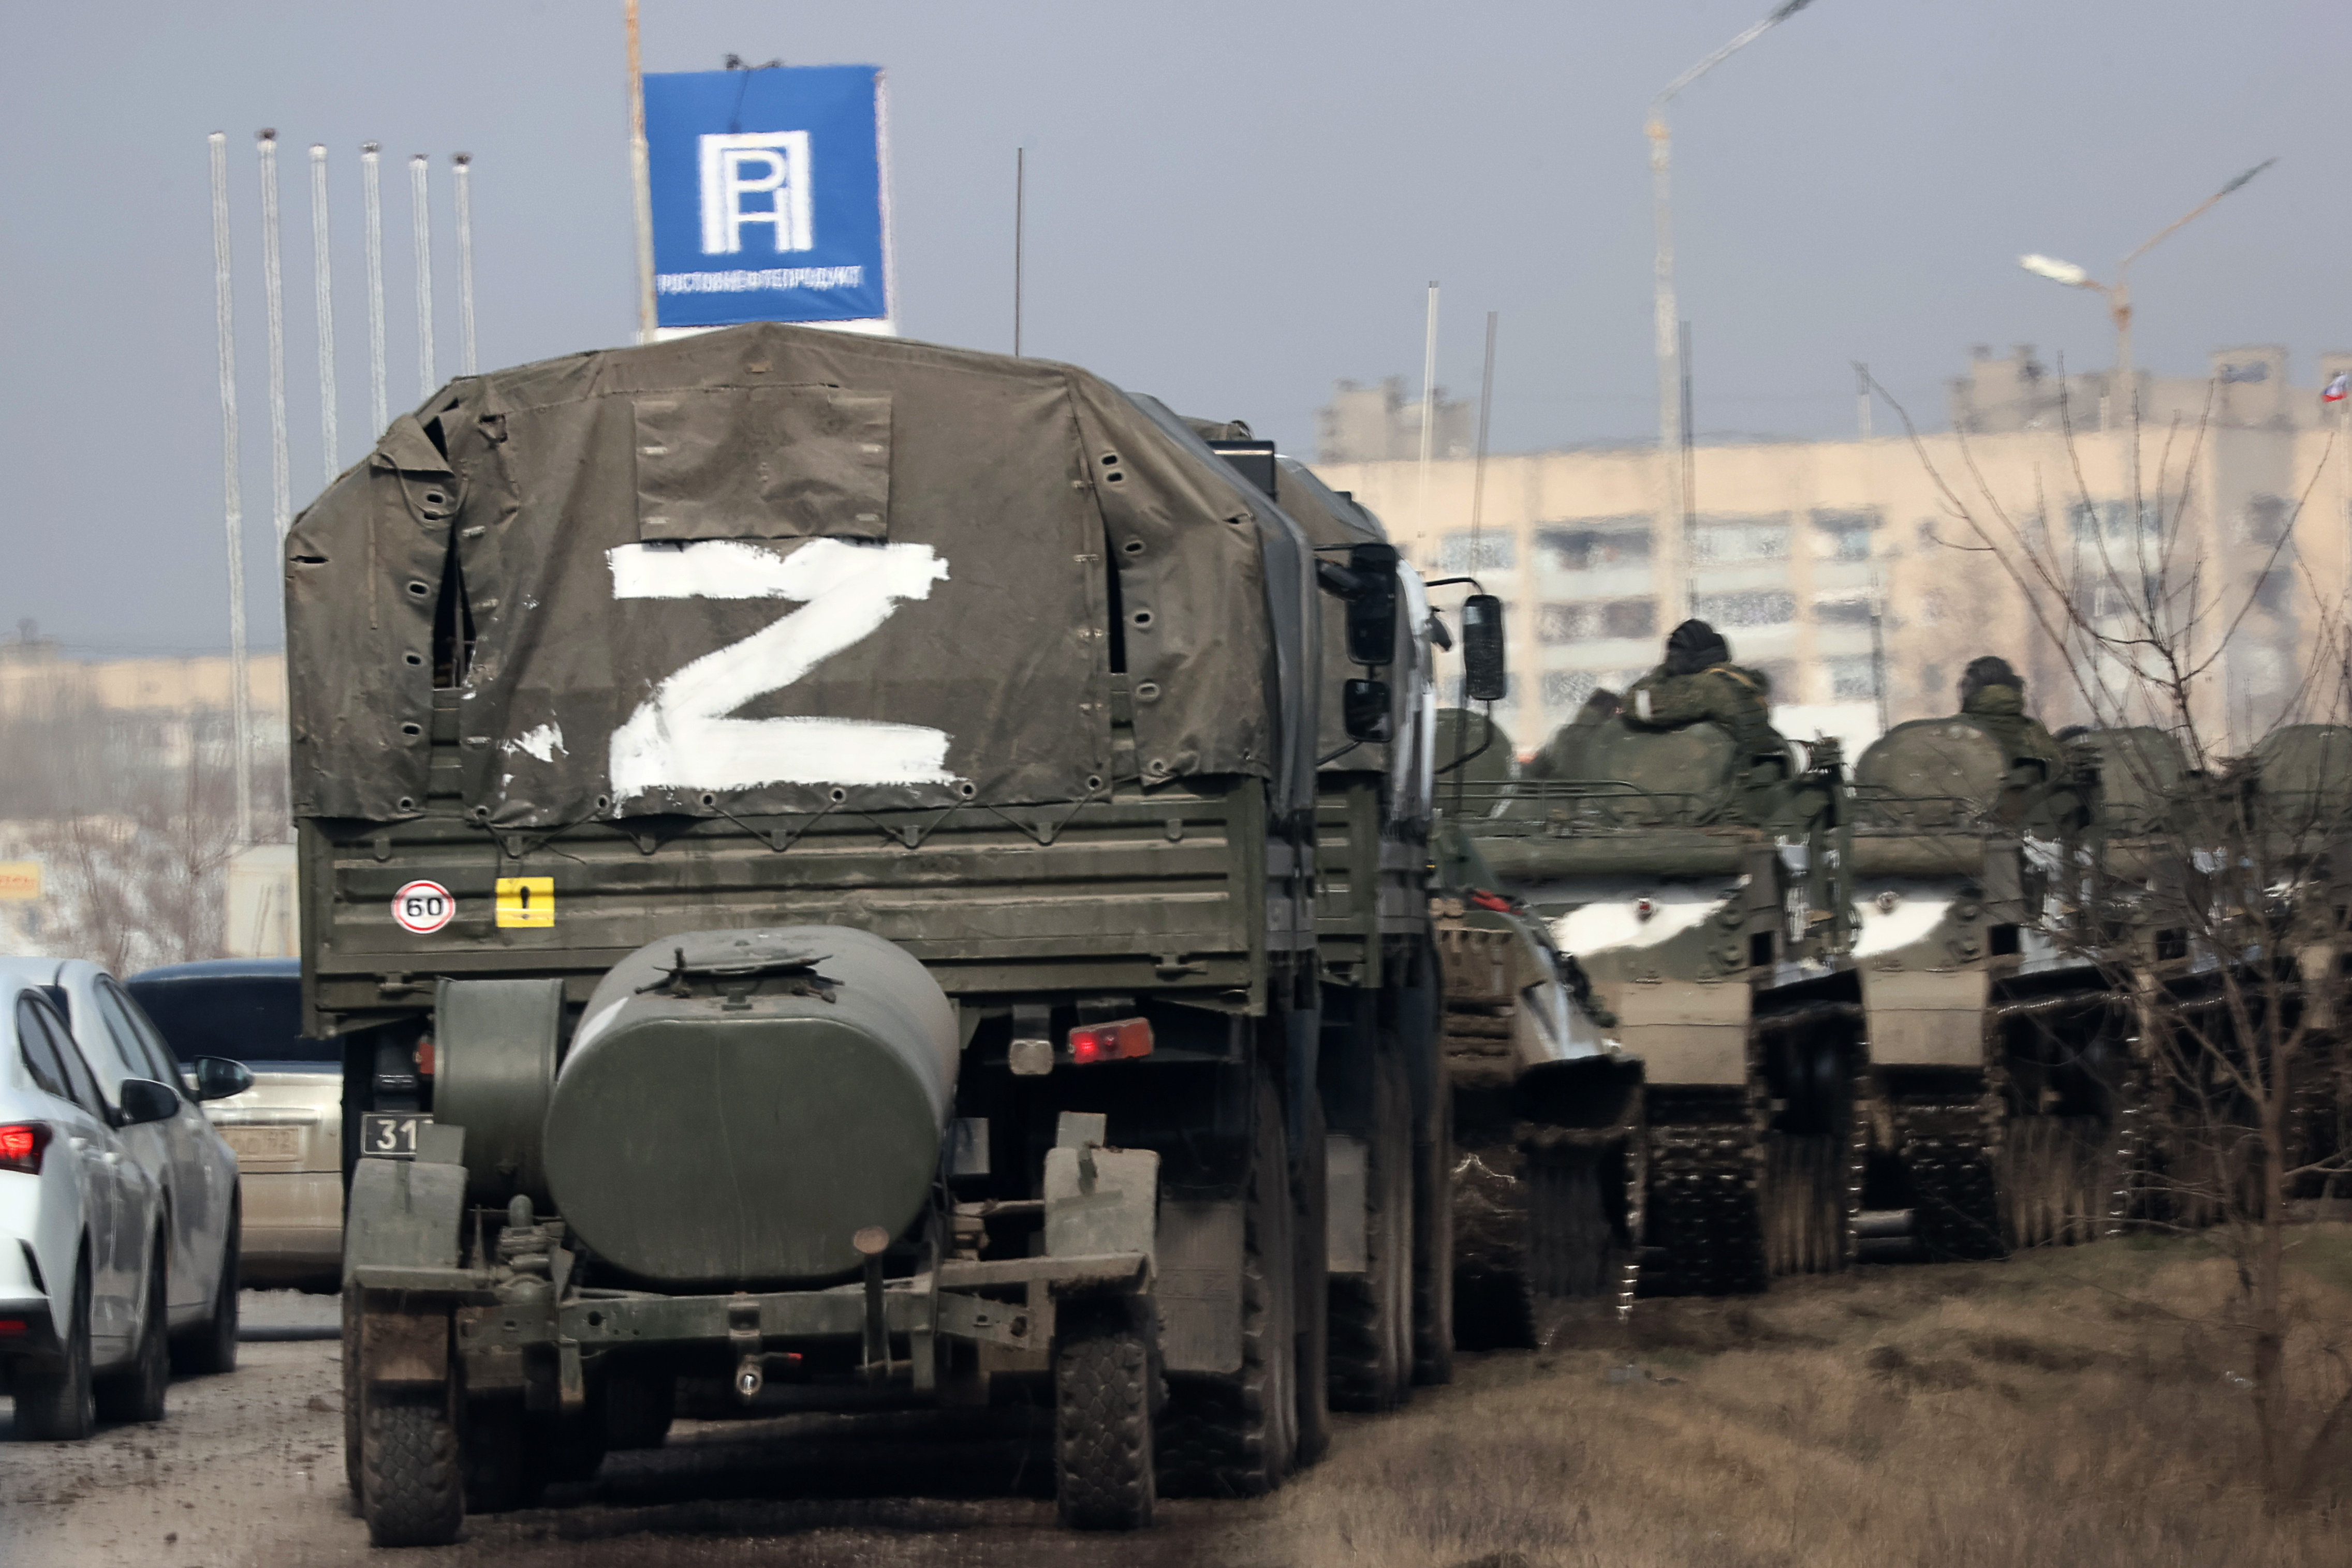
top-left (1468, 889), bottom-right (1513, 913)
top-left (1068, 1018), bottom-right (1154, 1065)
top-left (417, 1039), bottom-right (436, 1076)
top-left (0, 1123), bottom-right (51, 1175)
top-left (0, 1320), bottom-right (26, 1336)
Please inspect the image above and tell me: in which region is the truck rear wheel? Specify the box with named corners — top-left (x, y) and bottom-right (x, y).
top-left (1157, 1068), bottom-right (1298, 1497)
top-left (1331, 1052), bottom-right (1414, 1411)
top-left (363, 1389), bottom-right (464, 1547)
top-left (1054, 1300), bottom-right (1158, 1529)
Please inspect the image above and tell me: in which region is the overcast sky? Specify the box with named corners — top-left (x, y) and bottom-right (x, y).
top-left (2, 1), bottom-right (2343, 654)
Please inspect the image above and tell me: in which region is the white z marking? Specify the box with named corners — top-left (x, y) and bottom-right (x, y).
top-left (606, 538), bottom-right (953, 796)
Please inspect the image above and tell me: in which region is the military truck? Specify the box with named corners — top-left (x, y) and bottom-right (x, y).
top-left (1222, 446), bottom-right (1460, 1401)
top-left (1434, 705), bottom-right (1858, 1303)
top-left (288, 326), bottom-right (1469, 1545)
top-left (1847, 716), bottom-right (2114, 1258)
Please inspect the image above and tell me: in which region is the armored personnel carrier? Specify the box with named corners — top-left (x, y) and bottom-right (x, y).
top-left (291, 326), bottom-right (1465, 1545)
top-left (2111, 724), bottom-right (2352, 1224)
top-left (1425, 806), bottom-right (1628, 1343)
top-left (1847, 714), bottom-right (2112, 1256)
top-left (1437, 703), bottom-right (1858, 1301)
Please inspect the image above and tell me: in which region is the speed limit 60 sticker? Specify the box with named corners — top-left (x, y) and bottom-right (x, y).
top-left (392, 880), bottom-right (456, 935)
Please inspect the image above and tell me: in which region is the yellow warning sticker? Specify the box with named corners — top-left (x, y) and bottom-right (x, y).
top-left (494, 876), bottom-right (555, 928)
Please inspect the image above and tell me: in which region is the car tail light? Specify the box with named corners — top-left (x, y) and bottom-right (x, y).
top-left (0, 1123), bottom-right (50, 1175)
top-left (1468, 889), bottom-right (1513, 913)
top-left (417, 1039), bottom-right (436, 1076)
top-left (1068, 1018), bottom-right (1153, 1065)
top-left (0, 1320), bottom-right (24, 1335)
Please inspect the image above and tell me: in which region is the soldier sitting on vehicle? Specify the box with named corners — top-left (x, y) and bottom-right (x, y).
top-left (1946, 655), bottom-right (2076, 826)
top-left (1624, 620), bottom-right (1778, 750)
top-left (1950, 656), bottom-right (2063, 767)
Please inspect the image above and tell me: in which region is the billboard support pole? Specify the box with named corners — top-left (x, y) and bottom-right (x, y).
top-left (362, 143), bottom-right (388, 438)
top-left (626, 0), bottom-right (656, 344)
top-left (410, 154), bottom-right (435, 395)
top-left (209, 133), bottom-right (255, 849)
top-left (308, 144), bottom-right (339, 480)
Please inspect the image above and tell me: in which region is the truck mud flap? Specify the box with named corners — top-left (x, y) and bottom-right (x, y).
top-left (1153, 1200), bottom-right (1242, 1374)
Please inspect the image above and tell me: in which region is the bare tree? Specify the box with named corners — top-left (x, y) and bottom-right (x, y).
top-left (0, 685), bottom-right (266, 973)
top-left (1874, 367), bottom-right (2352, 1502)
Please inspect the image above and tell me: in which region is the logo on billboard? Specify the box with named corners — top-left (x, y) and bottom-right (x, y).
top-left (643, 65), bottom-right (892, 331)
top-left (699, 131), bottom-right (813, 255)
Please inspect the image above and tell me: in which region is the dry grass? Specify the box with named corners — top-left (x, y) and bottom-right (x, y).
top-left (1218, 1232), bottom-right (2352, 1568)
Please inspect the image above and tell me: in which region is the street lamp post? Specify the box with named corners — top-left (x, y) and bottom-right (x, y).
top-left (1648, 0), bottom-right (1818, 620)
top-left (2019, 158), bottom-right (2275, 463)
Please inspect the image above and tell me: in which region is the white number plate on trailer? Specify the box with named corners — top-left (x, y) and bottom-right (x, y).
top-left (360, 1113), bottom-right (432, 1159)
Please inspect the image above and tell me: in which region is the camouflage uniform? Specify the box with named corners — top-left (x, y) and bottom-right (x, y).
top-left (1624, 662), bottom-right (1781, 762)
top-left (1950, 660), bottom-right (2075, 831)
top-left (1956, 681), bottom-right (2065, 773)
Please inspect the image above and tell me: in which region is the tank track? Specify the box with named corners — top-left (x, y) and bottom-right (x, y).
top-left (1633, 1106), bottom-right (1768, 1297)
top-left (1889, 1093), bottom-right (2004, 1260)
top-left (1999, 1112), bottom-right (2122, 1247)
top-left (1520, 1125), bottom-right (1640, 1319)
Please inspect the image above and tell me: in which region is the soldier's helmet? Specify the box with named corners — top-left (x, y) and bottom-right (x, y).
top-left (1959, 655), bottom-right (2022, 705)
top-left (1664, 618), bottom-right (1730, 676)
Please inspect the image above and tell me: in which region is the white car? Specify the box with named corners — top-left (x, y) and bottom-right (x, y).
top-left (0, 964), bottom-right (249, 1439)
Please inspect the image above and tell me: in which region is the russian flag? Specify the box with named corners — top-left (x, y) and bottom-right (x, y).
top-left (2325, 372), bottom-right (2349, 404)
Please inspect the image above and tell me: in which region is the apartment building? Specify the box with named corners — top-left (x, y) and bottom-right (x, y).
top-left (1312, 345), bottom-right (2352, 757)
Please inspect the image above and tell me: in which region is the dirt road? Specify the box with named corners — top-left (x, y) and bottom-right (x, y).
top-left (8, 1241), bottom-right (2350, 1568)
top-left (0, 1292), bottom-right (1255, 1568)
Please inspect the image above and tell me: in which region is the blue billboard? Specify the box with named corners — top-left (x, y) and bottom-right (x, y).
top-left (643, 66), bottom-right (892, 331)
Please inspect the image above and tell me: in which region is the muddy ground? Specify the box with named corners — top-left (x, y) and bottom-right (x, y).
top-left (7, 1237), bottom-right (2351, 1568)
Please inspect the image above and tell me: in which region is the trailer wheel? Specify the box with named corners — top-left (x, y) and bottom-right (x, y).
top-left (1412, 1070), bottom-right (1456, 1385)
top-left (1331, 1051), bottom-right (1414, 1411)
top-left (363, 1389), bottom-right (464, 1547)
top-left (1054, 1300), bottom-right (1158, 1529)
top-left (1158, 1067), bottom-right (1298, 1497)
